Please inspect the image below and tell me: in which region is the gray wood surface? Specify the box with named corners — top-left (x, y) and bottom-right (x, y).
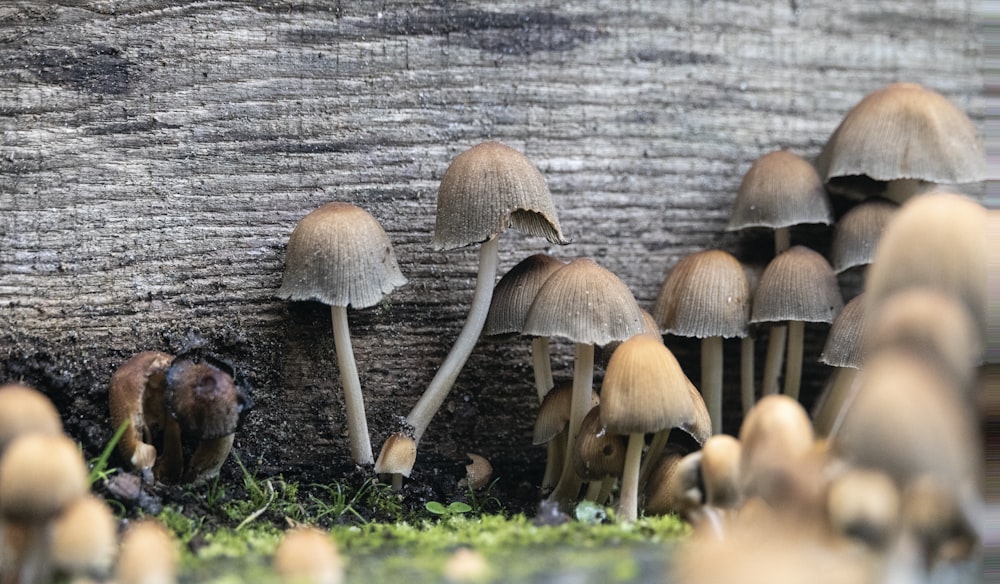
top-left (0, 1), bottom-right (985, 485)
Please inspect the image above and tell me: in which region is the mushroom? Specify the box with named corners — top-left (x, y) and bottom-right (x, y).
top-left (378, 141), bottom-right (566, 478)
top-left (600, 335), bottom-right (697, 522)
top-left (533, 380), bottom-right (598, 492)
top-left (643, 452), bottom-right (699, 518)
top-left (278, 202), bottom-right (407, 466)
top-left (829, 199), bottom-right (898, 274)
top-left (699, 434), bottom-right (743, 511)
top-left (50, 495), bottom-right (118, 581)
top-left (374, 433), bottom-right (416, 491)
top-left (523, 258), bottom-right (646, 505)
top-left (816, 83), bottom-right (986, 203)
top-left (273, 527), bottom-right (343, 584)
top-left (813, 293), bottom-right (866, 437)
top-left (727, 150), bottom-right (832, 255)
top-left (826, 469), bottom-right (900, 552)
top-left (750, 246), bottom-right (842, 400)
top-left (738, 395), bottom-right (815, 507)
top-left (572, 405), bottom-right (626, 505)
top-left (116, 519), bottom-right (178, 584)
top-left (653, 249), bottom-right (751, 434)
top-left (109, 351), bottom-right (176, 472)
top-left (0, 383), bottom-right (62, 454)
top-left (461, 453), bottom-right (493, 491)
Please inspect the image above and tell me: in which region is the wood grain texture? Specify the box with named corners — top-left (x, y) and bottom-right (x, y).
top-left (0, 1), bottom-right (985, 484)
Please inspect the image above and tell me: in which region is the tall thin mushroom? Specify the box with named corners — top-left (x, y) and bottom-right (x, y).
top-left (278, 202), bottom-right (407, 466)
top-left (377, 141), bottom-right (567, 478)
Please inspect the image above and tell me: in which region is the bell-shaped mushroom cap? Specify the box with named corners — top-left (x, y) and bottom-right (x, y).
top-left (864, 191), bottom-right (987, 341)
top-left (750, 246), bottom-right (843, 324)
top-left (116, 519), bottom-right (178, 584)
top-left (700, 434), bottom-right (742, 509)
top-left (0, 433), bottom-right (89, 523)
top-left (0, 383), bottom-right (63, 453)
top-left (727, 150), bottom-right (833, 231)
top-left (432, 141), bottom-right (567, 251)
top-left (653, 249), bottom-right (752, 339)
top-left (373, 433), bottom-right (418, 477)
top-left (644, 451), bottom-right (701, 517)
top-left (832, 350), bottom-right (980, 488)
top-left (523, 258), bottom-right (646, 346)
top-left (820, 293), bottom-right (866, 369)
top-left (533, 380), bottom-right (597, 445)
top-left (816, 83), bottom-right (986, 189)
top-left (680, 380), bottom-right (712, 447)
top-left (826, 469), bottom-right (900, 551)
top-left (572, 405), bottom-right (627, 481)
top-left (51, 495), bottom-right (118, 578)
top-left (273, 527), bottom-right (343, 584)
top-left (277, 202), bottom-right (407, 309)
top-left (866, 289), bottom-right (981, 390)
top-left (600, 335), bottom-right (697, 435)
top-left (738, 395), bottom-right (814, 503)
top-left (830, 199), bottom-right (898, 273)
top-left (483, 253), bottom-right (566, 337)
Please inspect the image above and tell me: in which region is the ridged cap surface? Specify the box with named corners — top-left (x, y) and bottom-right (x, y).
top-left (820, 293), bottom-right (866, 368)
top-left (830, 199), bottom-right (898, 273)
top-left (653, 249), bottom-right (751, 339)
top-left (750, 246), bottom-right (843, 324)
top-left (728, 150), bottom-right (832, 230)
top-left (484, 253), bottom-right (565, 337)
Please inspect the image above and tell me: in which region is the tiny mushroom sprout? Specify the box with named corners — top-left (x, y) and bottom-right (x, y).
top-left (653, 249), bottom-right (751, 434)
top-left (116, 519), bottom-right (179, 584)
top-left (815, 83), bottom-right (986, 203)
top-left (533, 380), bottom-right (598, 491)
top-left (829, 199), bottom-right (898, 274)
top-left (273, 527), bottom-right (344, 584)
top-left (751, 246), bottom-right (843, 400)
top-left (600, 334), bottom-right (697, 523)
top-left (278, 201), bottom-right (407, 466)
top-left (813, 293), bottom-right (866, 437)
top-left (0, 383), bottom-right (63, 454)
top-left (727, 149), bottom-right (833, 255)
top-left (378, 141), bottom-right (566, 479)
top-left (523, 257), bottom-right (646, 505)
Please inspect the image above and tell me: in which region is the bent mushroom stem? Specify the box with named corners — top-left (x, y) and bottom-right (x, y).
top-left (741, 336), bottom-right (755, 415)
top-left (702, 336), bottom-right (723, 435)
top-left (783, 320), bottom-right (805, 400)
top-left (637, 428), bottom-right (669, 491)
top-left (547, 342), bottom-right (595, 505)
top-left (405, 236), bottom-right (500, 444)
top-left (761, 324), bottom-right (787, 396)
top-left (332, 305), bottom-right (374, 466)
top-left (619, 432), bottom-right (646, 523)
top-left (531, 336), bottom-right (554, 403)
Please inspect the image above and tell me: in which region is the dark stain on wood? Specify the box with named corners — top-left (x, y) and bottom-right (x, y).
top-left (21, 45), bottom-right (133, 95)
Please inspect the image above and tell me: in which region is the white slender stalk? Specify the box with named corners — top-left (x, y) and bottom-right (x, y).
top-left (531, 336), bottom-right (554, 403)
top-left (584, 479), bottom-right (603, 502)
top-left (547, 342), bottom-right (595, 505)
top-left (761, 324), bottom-right (787, 396)
top-left (740, 336), bottom-right (755, 415)
top-left (813, 368), bottom-right (857, 437)
top-left (332, 305), bottom-right (373, 465)
top-left (541, 433), bottom-right (565, 492)
top-left (702, 336), bottom-right (724, 435)
top-left (783, 320), bottom-right (805, 400)
top-left (405, 237), bottom-right (500, 443)
top-left (618, 432), bottom-right (645, 523)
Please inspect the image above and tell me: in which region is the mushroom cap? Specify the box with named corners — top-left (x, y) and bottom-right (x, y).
top-left (533, 380), bottom-right (597, 445)
top-left (522, 258), bottom-right (646, 346)
top-left (0, 383), bottom-right (63, 453)
top-left (750, 246), bottom-right (843, 324)
top-left (273, 527), bottom-right (343, 584)
top-left (432, 141), bottom-right (567, 251)
top-left (572, 405), bottom-right (628, 481)
top-left (830, 199), bottom-right (898, 273)
top-left (483, 253), bottom-right (566, 337)
top-left (816, 83), bottom-right (986, 187)
top-left (826, 469), bottom-right (900, 551)
top-left (679, 379), bottom-right (712, 447)
top-left (51, 495), bottom-right (118, 577)
top-left (277, 202), bottom-right (407, 309)
top-left (700, 434), bottom-right (742, 509)
top-left (109, 351), bottom-right (175, 471)
top-left (653, 249), bottom-right (752, 339)
top-left (374, 432), bottom-right (417, 477)
top-left (166, 356), bottom-right (249, 441)
top-left (643, 451), bottom-right (700, 517)
top-left (727, 150), bottom-right (832, 231)
top-left (463, 453), bottom-right (493, 491)
top-left (600, 335), bottom-right (697, 435)
top-left (738, 395), bottom-right (814, 503)
top-left (0, 433), bottom-right (89, 523)
top-left (864, 191), bottom-right (987, 341)
top-left (116, 520), bottom-right (178, 584)
top-left (819, 293), bottom-right (866, 369)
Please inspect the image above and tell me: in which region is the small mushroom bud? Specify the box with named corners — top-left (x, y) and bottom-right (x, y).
top-left (273, 527), bottom-right (343, 584)
top-left (116, 519), bottom-right (178, 584)
top-left (461, 453), bottom-right (493, 491)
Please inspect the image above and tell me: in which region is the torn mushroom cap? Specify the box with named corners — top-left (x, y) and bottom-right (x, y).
top-left (600, 335), bottom-right (697, 435)
top-left (826, 469), bottom-right (900, 551)
top-left (273, 527), bottom-right (343, 584)
top-left (523, 258), bottom-right (646, 347)
top-left (533, 380), bottom-right (598, 445)
top-left (483, 253), bottom-right (566, 337)
top-left (166, 356), bottom-right (249, 441)
top-left (572, 405), bottom-right (627, 481)
top-left (116, 520), bottom-right (178, 584)
top-left (432, 141), bottom-right (567, 251)
top-left (0, 383), bottom-right (62, 453)
top-left (830, 199), bottom-right (898, 273)
top-left (653, 249), bottom-right (751, 339)
top-left (277, 202), bottom-right (407, 309)
top-left (109, 351), bottom-right (175, 471)
top-left (750, 246), bottom-right (843, 325)
top-left (816, 83), bottom-right (986, 197)
top-left (0, 433), bottom-right (88, 524)
top-left (374, 433), bottom-right (417, 477)
top-left (820, 293), bottom-right (866, 369)
top-left (864, 191), bottom-right (987, 342)
top-left (50, 495), bottom-right (118, 578)
top-left (700, 434), bottom-right (742, 509)
top-left (727, 150), bottom-right (832, 231)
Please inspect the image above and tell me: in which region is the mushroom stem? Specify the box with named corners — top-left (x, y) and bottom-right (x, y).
top-left (813, 368), bottom-right (858, 438)
top-left (547, 342), bottom-right (595, 505)
top-left (774, 227), bottom-right (791, 255)
top-left (619, 432), bottom-right (646, 523)
top-left (702, 336), bottom-right (724, 435)
top-left (584, 480), bottom-right (603, 502)
top-left (405, 237), bottom-right (500, 444)
top-left (332, 305), bottom-right (374, 466)
top-left (783, 320), bottom-right (805, 400)
top-left (541, 434), bottom-right (566, 492)
top-left (597, 476), bottom-right (615, 506)
top-left (531, 336), bottom-right (554, 403)
top-left (637, 428), bottom-right (669, 492)
top-left (761, 325), bottom-right (787, 396)
top-left (740, 336), bottom-right (755, 415)
top-left (17, 524), bottom-right (53, 584)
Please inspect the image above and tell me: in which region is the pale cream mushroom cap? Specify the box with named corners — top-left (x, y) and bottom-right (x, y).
top-left (0, 383), bottom-right (62, 453)
top-left (273, 527), bottom-right (343, 584)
